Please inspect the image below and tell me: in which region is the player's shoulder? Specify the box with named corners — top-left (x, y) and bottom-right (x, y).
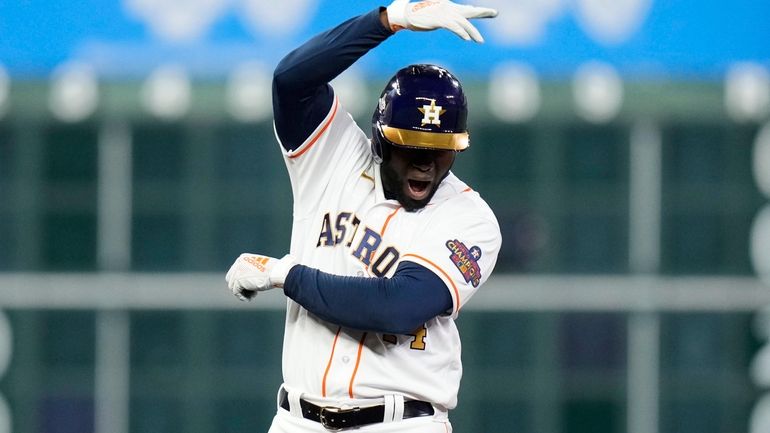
top-left (432, 173), bottom-right (499, 228)
top-left (279, 91), bottom-right (367, 160)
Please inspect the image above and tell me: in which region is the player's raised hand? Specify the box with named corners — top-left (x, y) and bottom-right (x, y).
top-left (386, 0), bottom-right (498, 43)
top-left (225, 253), bottom-right (297, 301)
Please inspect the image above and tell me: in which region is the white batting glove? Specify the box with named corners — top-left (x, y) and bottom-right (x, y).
top-left (386, 0), bottom-right (498, 43)
top-left (225, 253), bottom-right (297, 301)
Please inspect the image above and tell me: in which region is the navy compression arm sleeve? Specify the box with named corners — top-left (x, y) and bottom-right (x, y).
top-left (283, 261), bottom-right (453, 334)
top-left (272, 8), bottom-right (393, 151)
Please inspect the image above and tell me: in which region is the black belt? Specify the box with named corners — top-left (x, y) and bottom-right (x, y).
top-left (279, 391), bottom-right (434, 431)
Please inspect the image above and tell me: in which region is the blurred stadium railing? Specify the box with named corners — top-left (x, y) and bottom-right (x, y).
top-left (0, 275), bottom-right (767, 433)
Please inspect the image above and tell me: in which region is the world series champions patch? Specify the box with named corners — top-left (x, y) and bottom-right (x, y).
top-left (446, 239), bottom-right (482, 287)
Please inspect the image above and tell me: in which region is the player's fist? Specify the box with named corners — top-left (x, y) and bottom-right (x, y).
top-left (386, 0), bottom-right (497, 43)
top-left (224, 253), bottom-right (297, 301)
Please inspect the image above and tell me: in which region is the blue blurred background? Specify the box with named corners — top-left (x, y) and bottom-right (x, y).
top-left (1, 0), bottom-right (770, 79)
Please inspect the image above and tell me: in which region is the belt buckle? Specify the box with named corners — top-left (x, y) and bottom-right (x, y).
top-left (318, 406), bottom-right (360, 431)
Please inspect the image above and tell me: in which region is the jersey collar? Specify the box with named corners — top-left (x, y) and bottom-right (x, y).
top-left (429, 171), bottom-right (463, 204)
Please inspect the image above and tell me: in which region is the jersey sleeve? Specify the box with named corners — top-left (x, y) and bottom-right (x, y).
top-left (276, 95), bottom-right (372, 218)
top-left (272, 8), bottom-right (391, 150)
top-left (400, 206), bottom-right (501, 318)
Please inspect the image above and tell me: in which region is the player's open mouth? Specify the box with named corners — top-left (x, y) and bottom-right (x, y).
top-left (407, 179), bottom-right (431, 200)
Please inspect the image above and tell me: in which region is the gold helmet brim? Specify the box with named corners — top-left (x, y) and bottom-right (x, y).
top-left (381, 125), bottom-right (469, 152)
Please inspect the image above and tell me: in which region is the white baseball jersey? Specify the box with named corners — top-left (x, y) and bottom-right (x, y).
top-left (277, 93), bottom-right (501, 410)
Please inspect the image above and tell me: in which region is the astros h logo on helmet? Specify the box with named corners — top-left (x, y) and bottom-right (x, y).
top-left (418, 98), bottom-right (446, 126)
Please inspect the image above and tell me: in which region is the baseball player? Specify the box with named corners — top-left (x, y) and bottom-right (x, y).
top-left (225, 1), bottom-right (501, 431)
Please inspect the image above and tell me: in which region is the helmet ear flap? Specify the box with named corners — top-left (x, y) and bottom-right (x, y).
top-left (371, 121), bottom-right (392, 164)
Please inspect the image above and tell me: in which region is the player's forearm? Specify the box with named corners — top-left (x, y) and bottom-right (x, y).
top-left (273, 7), bottom-right (392, 92)
top-left (272, 7), bottom-right (393, 150)
top-left (283, 261), bottom-right (452, 335)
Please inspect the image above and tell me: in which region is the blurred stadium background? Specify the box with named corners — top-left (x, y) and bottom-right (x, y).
top-left (1, 0), bottom-right (770, 432)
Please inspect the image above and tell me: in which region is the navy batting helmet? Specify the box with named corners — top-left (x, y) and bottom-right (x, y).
top-left (371, 64), bottom-right (469, 163)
